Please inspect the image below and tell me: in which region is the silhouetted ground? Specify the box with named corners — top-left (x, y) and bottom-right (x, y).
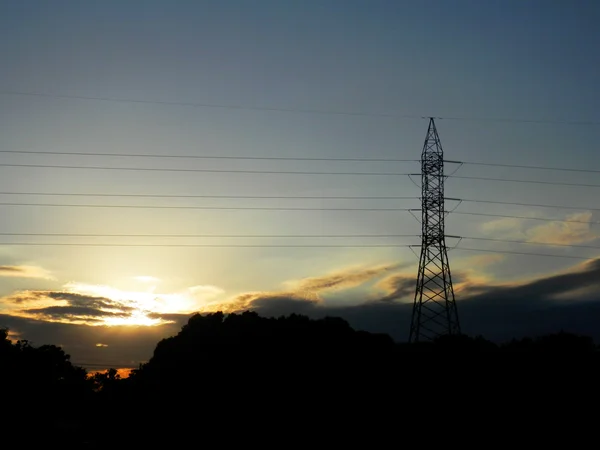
top-left (2, 312), bottom-right (599, 446)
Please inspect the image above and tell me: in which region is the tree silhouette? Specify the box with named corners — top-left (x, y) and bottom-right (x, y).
top-left (2, 315), bottom-right (600, 446)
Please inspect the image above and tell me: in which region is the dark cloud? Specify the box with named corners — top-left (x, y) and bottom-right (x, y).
top-left (0, 264), bottom-right (53, 279)
top-left (147, 312), bottom-right (192, 327)
top-left (24, 306), bottom-right (128, 320)
top-left (1, 289), bottom-right (136, 324)
top-left (0, 313), bottom-right (182, 370)
top-left (234, 258), bottom-right (600, 343)
top-left (374, 274), bottom-right (414, 302)
top-left (45, 292), bottom-right (135, 312)
top-left (249, 295), bottom-right (319, 316)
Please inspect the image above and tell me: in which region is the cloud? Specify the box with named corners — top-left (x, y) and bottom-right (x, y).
top-left (0, 265), bottom-right (54, 280)
top-left (480, 211), bottom-right (599, 246)
top-left (0, 290), bottom-right (135, 325)
top-left (453, 253), bottom-right (505, 269)
top-left (0, 281), bottom-right (226, 327)
top-left (524, 212), bottom-right (599, 245)
top-left (373, 273), bottom-right (415, 302)
top-left (5, 258), bottom-right (600, 371)
top-left (212, 257), bottom-right (600, 345)
top-left (480, 217), bottom-right (523, 237)
top-left (285, 263), bottom-right (400, 295)
top-left (212, 263), bottom-right (404, 313)
top-left (25, 306), bottom-right (126, 321)
top-left (0, 313), bottom-right (177, 370)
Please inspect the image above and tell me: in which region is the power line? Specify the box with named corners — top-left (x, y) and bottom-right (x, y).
top-left (4, 162), bottom-right (600, 186)
top-left (0, 242), bottom-right (597, 257)
top-left (1, 149), bottom-right (599, 176)
top-left (0, 242), bottom-right (418, 248)
top-left (451, 211), bottom-right (599, 225)
top-left (0, 163), bottom-right (411, 176)
top-left (447, 175), bottom-right (600, 189)
top-left (0, 191), bottom-right (418, 201)
top-left (2, 90), bottom-right (599, 125)
top-left (0, 201), bottom-right (596, 222)
top-left (458, 236), bottom-right (600, 250)
top-left (453, 160), bottom-right (600, 175)
top-left (0, 149), bottom-right (417, 163)
top-left (0, 202), bottom-right (416, 211)
top-left (0, 232), bottom-right (597, 250)
top-left (454, 198), bottom-right (600, 212)
top-left (0, 232), bottom-right (418, 238)
top-left (0, 191), bottom-right (597, 213)
top-left (0, 90), bottom-right (421, 119)
top-left (448, 247), bottom-right (599, 261)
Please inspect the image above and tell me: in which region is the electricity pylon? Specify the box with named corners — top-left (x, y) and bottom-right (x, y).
top-left (409, 118), bottom-right (460, 342)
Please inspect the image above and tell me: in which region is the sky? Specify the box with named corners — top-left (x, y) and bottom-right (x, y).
top-left (1, 0), bottom-right (600, 370)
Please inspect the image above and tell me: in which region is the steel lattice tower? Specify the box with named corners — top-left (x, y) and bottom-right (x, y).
top-left (409, 118), bottom-right (460, 342)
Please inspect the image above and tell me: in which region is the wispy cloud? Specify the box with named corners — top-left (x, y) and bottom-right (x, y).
top-left (282, 263), bottom-right (400, 298)
top-left (480, 217), bottom-right (523, 237)
top-left (525, 212), bottom-right (599, 245)
top-left (0, 265), bottom-right (54, 280)
top-left (480, 211), bottom-right (599, 246)
top-left (208, 263), bottom-right (402, 313)
top-left (454, 253), bottom-right (505, 269)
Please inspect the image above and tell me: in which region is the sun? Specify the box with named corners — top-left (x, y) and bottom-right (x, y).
top-left (1, 277), bottom-right (227, 327)
top-left (60, 281), bottom-right (225, 327)
top-left (102, 313), bottom-right (165, 327)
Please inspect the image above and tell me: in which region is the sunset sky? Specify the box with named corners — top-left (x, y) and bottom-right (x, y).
top-left (1, 0), bottom-right (600, 370)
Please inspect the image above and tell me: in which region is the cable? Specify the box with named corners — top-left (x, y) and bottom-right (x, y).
top-left (0, 90), bottom-right (421, 119)
top-left (0, 191), bottom-right (596, 212)
top-left (0, 202), bottom-right (416, 211)
top-left (2, 229), bottom-right (597, 251)
top-left (1, 149), bottom-right (599, 176)
top-left (439, 116), bottom-right (600, 126)
top-left (0, 232), bottom-right (418, 238)
top-left (447, 175), bottom-right (600, 189)
top-left (0, 201), bottom-right (595, 222)
top-left (458, 236), bottom-right (600, 250)
top-left (448, 247), bottom-right (599, 261)
top-left (3, 90), bottom-right (600, 125)
top-left (0, 149), bottom-right (417, 163)
top-left (0, 163), bottom-right (411, 176)
top-left (0, 243), bottom-right (418, 248)
top-left (0, 191), bottom-right (418, 201)
top-left (0, 231), bottom-right (597, 250)
top-left (2, 149), bottom-right (599, 176)
top-left (6, 161), bottom-right (596, 187)
top-left (454, 198), bottom-right (600, 212)
top-left (453, 161), bottom-right (600, 175)
top-left (451, 211), bottom-right (599, 225)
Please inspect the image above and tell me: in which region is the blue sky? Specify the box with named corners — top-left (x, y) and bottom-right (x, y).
top-left (0, 0), bottom-right (599, 368)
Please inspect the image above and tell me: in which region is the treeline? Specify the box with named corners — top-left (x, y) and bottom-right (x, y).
top-left (2, 312), bottom-right (600, 446)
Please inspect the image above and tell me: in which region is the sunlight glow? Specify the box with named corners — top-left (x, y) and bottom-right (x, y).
top-left (133, 276), bottom-right (161, 283)
top-left (0, 281), bottom-right (227, 328)
top-left (59, 282), bottom-right (225, 327)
